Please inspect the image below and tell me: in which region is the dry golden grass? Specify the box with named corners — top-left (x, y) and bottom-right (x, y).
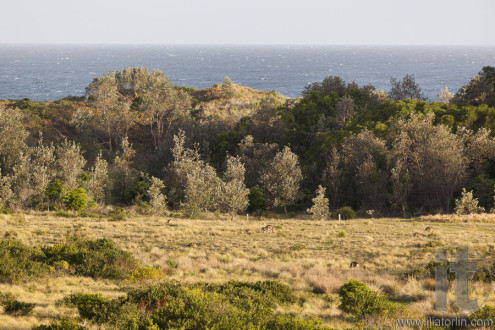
top-left (0, 212), bottom-right (494, 328)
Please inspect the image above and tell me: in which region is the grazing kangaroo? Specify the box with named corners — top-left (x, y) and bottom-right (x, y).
top-left (350, 261), bottom-right (360, 268)
top-left (167, 219), bottom-right (172, 224)
top-left (413, 232), bottom-right (421, 237)
top-left (424, 226), bottom-right (434, 232)
top-left (261, 225), bottom-right (274, 233)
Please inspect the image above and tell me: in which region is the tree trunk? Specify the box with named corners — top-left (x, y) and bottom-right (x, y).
top-left (283, 205), bottom-right (287, 215)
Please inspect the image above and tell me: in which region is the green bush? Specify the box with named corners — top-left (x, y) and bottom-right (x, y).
top-left (126, 266), bottom-right (165, 281)
top-left (108, 207), bottom-right (127, 221)
top-left (338, 279), bottom-right (392, 320)
top-left (43, 236), bottom-right (138, 279)
top-left (337, 231), bottom-right (346, 238)
top-left (63, 280), bottom-right (320, 329)
top-left (334, 206), bottom-right (356, 220)
top-left (1, 296), bottom-right (35, 316)
top-left (32, 317), bottom-right (84, 330)
top-left (248, 187), bottom-right (267, 215)
top-left (64, 293), bottom-right (118, 324)
top-left (0, 240), bottom-right (51, 283)
top-left (63, 188), bottom-right (88, 211)
top-left (469, 305), bottom-right (495, 324)
top-left (265, 314), bottom-right (324, 329)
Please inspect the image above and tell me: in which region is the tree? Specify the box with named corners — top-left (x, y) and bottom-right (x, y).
top-left (260, 146), bottom-right (303, 214)
top-left (114, 137), bottom-right (136, 198)
top-left (237, 135), bottom-right (279, 187)
top-left (247, 187), bottom-right (267, 216)
top-left (147, 176), bottom-right (167, 215)
top-left (455, 188), bottom-right (484, 215)
top-left (166, 129), bottom-right (202, 207)
top-left (390, 114), bottom-right (468, 212)
top-left (0, 169), bottom-right (13, 210)
top-left (86, 72), bottom-right (131, 151)
top-left (307, 185), bottom-right (330, 220)
top-left (221, 76), bottom-right (235, 98)
top-left (322, 147), bottom-right (343, 210)
top-left (30, 137), bottom-right (56, 207)
top-left (453, 66), bottom-right (495, 107)
top-left (342, 130), bottom-right (389, 211)
top-left (56, 139), bottom-right (87, 191)
top-left (438, 87), bottom-right (453, 104)
top-left (220, 156), bottom-right (249, 220)
top-left (389, 74), bottom-right (424, 101)
top-left (88, 151), bottom-right (108, 204)
top-left (63, 188), bottom-right (88, 211)
top-left (457, 127), bottom-right (495, 176)
top-left (45, 179), bottom-right (63, 210)
top-left (335, 96), bottom-right (355, 128)
top-left (182, 161), bottom-right (221, 217)
top-left (0, 106), bottom-right (29, 176)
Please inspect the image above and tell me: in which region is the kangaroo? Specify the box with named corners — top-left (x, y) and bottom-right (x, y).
top-left (413, 232), bottom-right (421, 237)
top-left (424, 226), bottom-right (434, 232)
top-left (350, 261), bottom-right (360, 268)
top-left (261, 225), bottom-right (274, 233)
top-left (167, 219), bottom-right (172, 224)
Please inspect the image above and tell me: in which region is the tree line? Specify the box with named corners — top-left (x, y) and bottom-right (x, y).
top-left (1, 66), bottom-right (495, 218)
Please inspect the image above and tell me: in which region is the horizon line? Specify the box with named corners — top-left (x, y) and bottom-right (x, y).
top-left (1, 42), bottom-right (495, 47)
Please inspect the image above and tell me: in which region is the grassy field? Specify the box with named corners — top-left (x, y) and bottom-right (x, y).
top-left (1, 212), bottom-right (495, 328)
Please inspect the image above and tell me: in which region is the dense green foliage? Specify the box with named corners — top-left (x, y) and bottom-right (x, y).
top-left (0, 235), bottom-right (139, 282)
top-left (62, 280), bottom-right (324, 329)
top-left (2, 66), bottom-right (495, 216)
top-left (338, 279), bottom-right (394, 320)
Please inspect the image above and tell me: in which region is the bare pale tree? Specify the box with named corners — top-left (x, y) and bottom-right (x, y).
top-left (114, 137), bottom-right (136, 195)
top-left (88, 151), bottom-right (108, 204)
top-left (30, 137), bottom-right (56, 206)
top-left (260, 146), bottom-right (303, 214)
top-left (147, 176), bottom-right (167, 215)
top-left (307, 185), bottom-right (330, 220)
top-left (56, 139), bottom-right (87, 191)
top-left (457, 127), bottom-right (495, 176)
top-left (438, 86), bottom-right (454, 104)
top-left (220, 155), bottom-right (249, 220)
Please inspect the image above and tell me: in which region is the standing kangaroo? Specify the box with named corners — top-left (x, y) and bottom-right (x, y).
top-left (261, 225), bottom-right (274, 233)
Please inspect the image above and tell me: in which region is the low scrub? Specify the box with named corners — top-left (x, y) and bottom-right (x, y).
top-left (0, 294), bottom-right (35, 316)
top-left (62, 280), bottom-right (323, 329)
top-left (338, 279), bottom-right (402, 320)
top-left (0, 235), bottom-right (139, 282)
top-left (334, 207), bottom-right (356, 220)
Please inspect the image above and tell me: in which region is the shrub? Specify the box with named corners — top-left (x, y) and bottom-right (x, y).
top-left (126, 266), bottom-right (165, 281)
top-left (248, 187), bottom-right (267, 215)
top-left (63, 188), bottom-right (88, 211)
top-left (337, 231), bottom-right (346, 238)
top-left (64, 293), bottom-right (117, 324)
top-left (108, 207), bottom-right (127, 221)
top-left (32, 317), bottom-right (84, 330)
top-left (338, 279), bottom-right (392, 320)
top-left (265, 314), bottom-right (324, 329)
top-left (334, 206), bottom-right (356, 220)
top-left (1, 296), bottom-right (35, 316)
top-left (43, 236), bottom-right (138, 279)
top-left (0, 240), bottom-right (51, 283)
top-left (469, 305), bottom-right (495, 324)
top-left (307, 185), bottom-right (330, 220)
top-left (455, 188), bottom-right (484, 215)
top-left (63, 280), bottom-right (312, 329)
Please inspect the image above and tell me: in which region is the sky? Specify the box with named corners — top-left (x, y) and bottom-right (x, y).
top-left (1, 0), bottom-right (495, 45)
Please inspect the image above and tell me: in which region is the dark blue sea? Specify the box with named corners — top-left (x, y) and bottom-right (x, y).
top-left (1, 45), bottom-right (494, 101)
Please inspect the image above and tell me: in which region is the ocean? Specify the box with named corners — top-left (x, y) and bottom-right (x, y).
top-left (0, 44), bottom-right (494, 101)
